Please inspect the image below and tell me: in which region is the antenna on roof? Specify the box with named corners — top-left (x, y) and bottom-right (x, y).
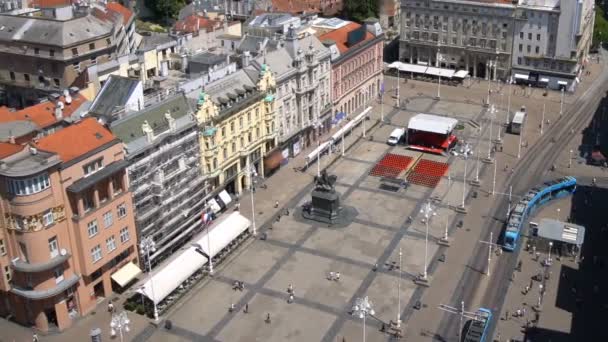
top-left (63, 89), bottom-right (72, 104)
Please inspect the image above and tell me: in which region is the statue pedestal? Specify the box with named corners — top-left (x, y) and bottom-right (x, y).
top-left (310, 190), bottom-right (341, 221)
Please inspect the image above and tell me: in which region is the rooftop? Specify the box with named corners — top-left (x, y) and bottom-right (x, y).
top-left (0, 10), bottom-right (115, 47)
top-left (0, 145), bottom-right (61, 177)
top-left (0, 142), bottom-right (24, 159)
top-left (138, 32), bottom-right (177, 51)
top-left (35, 117), bottom-right (118, 164)
top-left (106, 2), bottom-right (134, 26)
top-left (0, 93), bottom-right (88, 133)
top-left (317, 22), bottom-right (374, 54)
top-left (174, 14), bottom-right (222, 34)
top-left (189, 52), bottom-right (228, 66)
top-left (89, 76), bottom-right (142, 118)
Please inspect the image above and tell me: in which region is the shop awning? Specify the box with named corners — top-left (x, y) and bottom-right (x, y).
top-left (138, 248), bottom-right (207, 305)
top-left (306, 141), bottom-right (331, 163)
top-left (425, 67), bottom-right (455, 78)
top-left (558, 80), bottom-right (568, 86)
top-left (453, 70), bottom-right (469, 79)
top-left (388, 62), bottom-right (428, 74)
top-left (111, 262), bottom-right (142, 288)
top-left (539, 77), bottom-right (550, 83)
top-left (193, 211), bottom-right (251, 259)
top-left (514, 73), bottom-right (529, 80)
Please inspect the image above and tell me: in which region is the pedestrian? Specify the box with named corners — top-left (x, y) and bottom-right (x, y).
top-left (266, 313), bottom-right (271, 323)
top-left (288, 294), bottom-right (294, 303)
top-left (288, 284), bottom-right (293, 293)
top-left (229, 303), bottom-right (235, 313)
top-left (274, 200), bottom-right (279, 208)
top-left (108, 301), bottom-right (114, 313)
top-left (372, 263), bottom-right (378, 272)
top-left (505, 310), bottom-right (510, 320)
top-left (335, 272), bottom-right (341, 281)
top-left (380, 323), bottom-right (386, 332)
top-left (244, 303), bottom-right (249, 313)
top-left (33, 333), bottom-right (39, 342)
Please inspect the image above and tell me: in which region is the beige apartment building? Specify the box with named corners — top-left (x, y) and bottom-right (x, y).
top-left (195, 65), bottom-right (277, 194)
top-left (0, 118), bottom-right (139, 332)
top-left (0, 2), bottom-right (134, 107)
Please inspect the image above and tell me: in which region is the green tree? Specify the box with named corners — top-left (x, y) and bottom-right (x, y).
top-left (144, 0), bottom-right (186, 23)
top-left (342, 0), bottom-right (379, 23)
top-left (595, 6), bottom-right (608, 47)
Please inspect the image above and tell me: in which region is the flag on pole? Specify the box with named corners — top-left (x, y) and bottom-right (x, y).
top-left (201, 212), bottom-right (212, 225)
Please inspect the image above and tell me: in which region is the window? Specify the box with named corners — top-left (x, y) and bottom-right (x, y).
top-left (43, 210), bottom-right (54, 227)
top-left (87, 220), bottom-right (99, 238)
top-left (231, 142), bottom-right (236, 153)
top-left (24, 74), bottom-right (30, 82)
top-left (73, 62), bottom-right (80, 71)
top-left (537, 34), bottom-right (541, 41)
top-left (53, 78), bottom-right (60, 87)
top-left (519, 44), bottom-right (523, 52)
top-left (48, 236), bottom-right (59, 258)
top-left (83, 192), bottom-right (94, 212)
top-left (221, 127), bottom-right (226, 137)
top-left (34, 48), bottom-right (39, 55)
top-left (106, 236), bottom-right (116, 252)
top-left (9, 72), bottom-right (15, 80)
top-left (53, 266), bottom-right (64, 283)
top-left (106, 38), bottom-right (111, 45)
top-left (4, 265), bottom-right (11, 282)
top-left (223, 148), bottom-right (227, 159)
top-left (535, 46), bottom-right (540, 54)
top-left (119, 227), bottom-right (130, 243)
top-left (89, 43), bottom-right (95, 50)
top-left (90, 56), bottom-right (97, 65)
top-left (517, 57), bottom-right (522, 65)
top-left (527, 45), bottom-right (531, 53)
top-left (91, 245), bottom-right (102, 263)
top-left (50, 49), bottom-right (55, 57)
top-left (103, 211), bottom-right (113, 228)
top-left (230, 121), bottom-right (234, 132)
top-left (0, 239), bottom-right (5, 256)
top-left (72, 47), bottom-right (78, 56)
top-left (239, 117), bottom-right (243, 128)
top-left (117, 203), bottom-right (127, 218)
top-left (528, 33), bottom-right (532, 40)
top-left (83, 159), bottom-right (103, 176)
top-left (7, 173), bottom-right (51, 196)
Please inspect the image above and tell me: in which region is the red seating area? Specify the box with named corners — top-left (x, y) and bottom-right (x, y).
top-left (369, 154), bottom-right (413, 178)
top-left (407, 159), bottom-right (449, 188)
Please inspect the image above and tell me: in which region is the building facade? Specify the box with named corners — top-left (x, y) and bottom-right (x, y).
top-left (319, 19), bottom-right (384, 118)
top-left (247, 26), bottom-right (332, 159)
top-left (194, 66), bottom-right (277, 193)
top-left (0, 118), bottom-right (138, 332)
top-left (399, 0), bottom-right (594, 88)
top-left (0, 3), bottom-right (134, 107)
top-left (511, 0), bottom-right (594, 90)
top-left (399, 0), bottom-right (516, 80)
top-left (102, 94), bottom-right (210, 268)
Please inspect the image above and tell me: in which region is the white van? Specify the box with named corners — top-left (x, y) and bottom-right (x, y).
top-left (387, 128), bottom-right (405, 145)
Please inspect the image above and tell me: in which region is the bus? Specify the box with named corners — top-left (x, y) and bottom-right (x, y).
top-left (463, 308), bottom-right (492, 342)
top-left (504, 176), bottom-right (577, 251)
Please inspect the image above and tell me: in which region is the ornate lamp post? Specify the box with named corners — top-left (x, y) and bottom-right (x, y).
top-left (110, 311), bottom-right (131, 342)
top-left (140, 237), bottom-right (158, 321)
top-left (352, 296), bottom-right (375, 342)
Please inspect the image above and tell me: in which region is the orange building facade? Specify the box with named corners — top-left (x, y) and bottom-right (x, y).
top-left (0, 118), bottom-right (138, 332)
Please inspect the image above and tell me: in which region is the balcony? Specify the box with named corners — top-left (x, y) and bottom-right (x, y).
top-left (11, 274), bottom-right (80, 300)
top-left (11, 252), bottom-right (71, 273)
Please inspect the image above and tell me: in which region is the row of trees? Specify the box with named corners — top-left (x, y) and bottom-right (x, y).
top-left (342, 0), bottom-right (379, 24)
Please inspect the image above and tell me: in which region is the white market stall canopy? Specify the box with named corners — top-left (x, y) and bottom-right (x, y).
top-left (388, 61), bottom-right (428, 74)
top-left (514, 73), bottom-right (529, 80)
top-left (138, 212), bottom-right (251, 304)
top-left (305, 141), bottom-right (332, 163)
top-left (425, 67), bottom-right (455, 78)
top-left (453, 70), bottom-right (469, 79)
top-left (408, 113), bottom-right (459, 135)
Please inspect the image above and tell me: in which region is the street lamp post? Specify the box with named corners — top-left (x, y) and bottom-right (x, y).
top-left (417, 202), bottom-right (436, 284)
top-left (247, 165), bottom-right (258, 236)
top-left (140, 237), bottom-right (159, 321)
top-left (517, 118), bottom-right (523, 159)
top-left (479, 232), bottom-right (502, 276)
top-left (560, 88), bottom-right (565, 116)
top-left (548, 241), bottom-right (553, 265)
top-left (506, 77), bottom-right (512, 125)
top-left (396, 66), bottom-right (401, 109)
top-left (395, 248), bottom-right (403, 327)
top-left (436, 47), bottom-right (444, 100)
top-left (541, 103), bottom-right (545, 135)
top-left (352, 296), bottom-right (375, 342)
top-left (110, 311), bottom-right (131, 342)
top-left (569, 149), bottom-right (573, 168)
top-left (457, 154), bottom-right (468, 213)
top-left (488, 106), bottom-right (494, 159)
top-left (492, 158), bottom-right (497, 196)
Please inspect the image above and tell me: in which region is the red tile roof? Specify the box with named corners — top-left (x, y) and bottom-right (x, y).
top-left (29, 0), bottom-right (72, 8)
top-left (174, 15), bottom-right (222, 34)
top-left (106, 2), bottom-right (134, 26)
top-left (0, 94), bottom-right (87, 130)
top-left (35, 118), bottom-right (117, 163)
top-left (271, 0), bottom-right (320, 14)
top-left (0, 142), bottom-right (24, 159)
top-left (318, 22), bottom-right (374, 54)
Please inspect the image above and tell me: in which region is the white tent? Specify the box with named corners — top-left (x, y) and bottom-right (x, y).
top-left (408, 114), bottom-right (458, 135)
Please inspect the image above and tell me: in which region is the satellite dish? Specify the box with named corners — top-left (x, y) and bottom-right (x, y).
top-left (65, 94), bottom-right (72, 104)
top-left (60, 248), bottom-right (67, 256)
top-left (63, 89), bottom-right (69, 96)
top-left (57, 101), bottom-right (64, 109)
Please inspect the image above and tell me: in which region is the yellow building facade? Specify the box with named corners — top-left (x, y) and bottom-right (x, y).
top-left (195, 65), bottom-right (277, 194)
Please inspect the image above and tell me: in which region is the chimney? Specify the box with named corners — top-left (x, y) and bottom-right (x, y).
top-left (54, 101), bottom-right (64, 120)
top-left (241, 51), bottom-right (252, 67)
